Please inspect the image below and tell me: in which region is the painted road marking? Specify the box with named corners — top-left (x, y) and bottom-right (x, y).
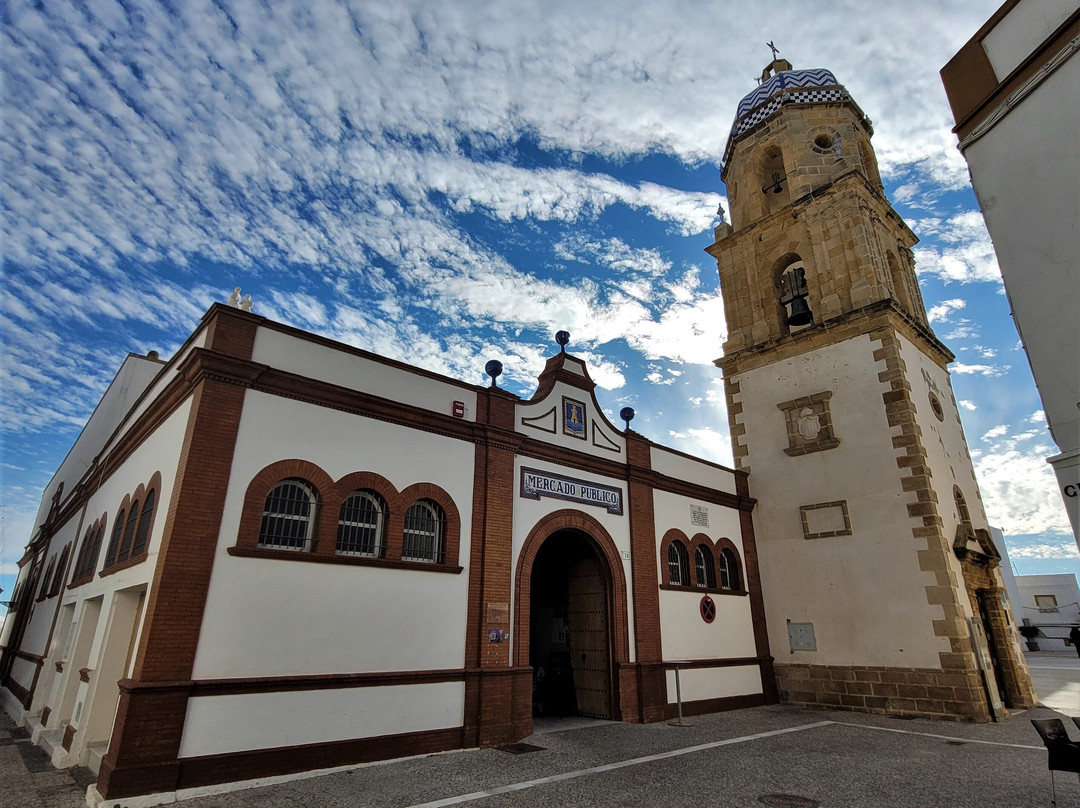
top-left (406, 718), bottom-right (1043, 808)
top-left (406, 721), bottom-right (834, 808)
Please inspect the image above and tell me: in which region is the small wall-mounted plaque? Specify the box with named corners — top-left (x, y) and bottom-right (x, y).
top-left (452, 400), bottom-right (465, 418)
top-left (787, 621), bottom-right (816, 652)
top-left (690, 504), bottom-right (709, 527)
top-left (800, 501), bottom-right (852, 539)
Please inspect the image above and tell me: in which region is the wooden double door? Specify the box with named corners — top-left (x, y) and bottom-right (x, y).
top-left (530, 532), bottom-right (613, 720)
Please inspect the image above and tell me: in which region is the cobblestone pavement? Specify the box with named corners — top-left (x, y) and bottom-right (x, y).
top-left (0, 718), bottom-right (92, 808)
top-left (2, 652), bottom-right (1077, 808)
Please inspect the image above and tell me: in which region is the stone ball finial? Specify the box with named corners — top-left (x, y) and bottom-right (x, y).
top-left (555, 331), bottom-right (570, 353)
top-left (485, 360), bottom-right (503, 388)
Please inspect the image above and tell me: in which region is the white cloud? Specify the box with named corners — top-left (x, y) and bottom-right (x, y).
top-left (953, 363), bottom-right (1009, 378)
top-left (1007, 542), bottom-right (1079, 561)
top-left (927, 298), bottom-right (965, 323)
top-left (976, 448), bottom-right (1073, 536)
top-left (664, 426), bottom-right (733, 467)
top-left (912, 212), bottom-right (1002, 284)
top-left (958, 400), bottom-right (977, 411)
top-left (981, 425), bottom-right (1008, 441)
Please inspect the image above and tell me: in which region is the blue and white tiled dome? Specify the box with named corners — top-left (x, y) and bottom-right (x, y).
top-left (731, 66), bottom-right (849, 139)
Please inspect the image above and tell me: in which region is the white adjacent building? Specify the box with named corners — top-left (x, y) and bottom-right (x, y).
top-left (941, 0), bottom-right (1080, 546)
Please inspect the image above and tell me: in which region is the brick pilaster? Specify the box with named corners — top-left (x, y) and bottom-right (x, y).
top-left (625, 432), bottom-right (665, 722)
top-left (97, 308), bottom-right (258, 799)
top-left (466, 386), bottom-right (528, 748)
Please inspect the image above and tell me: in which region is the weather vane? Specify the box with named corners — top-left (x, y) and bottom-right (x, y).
top-left (767, 41), bottom-right (780, 60)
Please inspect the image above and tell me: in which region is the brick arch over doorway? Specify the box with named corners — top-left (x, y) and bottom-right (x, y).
top-left (513, 509), bottom-right (631, 720)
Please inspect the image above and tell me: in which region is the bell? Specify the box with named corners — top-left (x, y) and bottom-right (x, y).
top-left (786, 295), bottom-right (813, 326)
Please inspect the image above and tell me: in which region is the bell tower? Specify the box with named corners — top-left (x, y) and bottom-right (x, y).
top-left (706, 57), bottom-right (1034, 721)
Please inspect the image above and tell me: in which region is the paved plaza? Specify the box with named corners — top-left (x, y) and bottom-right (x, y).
top-left (3, 653), bottom-right (1078, 808)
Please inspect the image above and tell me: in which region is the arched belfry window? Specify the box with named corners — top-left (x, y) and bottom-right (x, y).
top-left (858, 139), bottom-right (882, 190)
top-left (761, 146), bottom-right (790, 210)
top-left (777, 257), bottom-right (813, 331)
top-left (886, 251), bottom-right (913, 313)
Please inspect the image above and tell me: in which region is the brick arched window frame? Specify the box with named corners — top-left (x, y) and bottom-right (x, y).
top-left (37, 556), bottom-right (56, 601)
top-left (131, 471), bottom-right (163, 559)
top-left (71, 515), bottom-right (107, 587)
top-left (101, 472), bottom-right (161, 574)
top-left (396, 482), bottom-right (461, 568)
top-left (694, 544), bottom-right (716, 589)
top-left (327, 471), bottom-right (398, 559)
top-left (47, 544), bottom-right (71, 597)
top-left (235, 460), bottom-right (335, 552)
top-left (716, 537), bottom-right (746, 594)
top-left (103, 497), bottom-right (131, 568)
top-left (230, 463), bottom-right (461, 573)
top-left (659, 528), bottom-right (692, 588)
top-left (259, 479), bottom-right (320, 551)
top-left (336, 490), bottom-right (387, 557)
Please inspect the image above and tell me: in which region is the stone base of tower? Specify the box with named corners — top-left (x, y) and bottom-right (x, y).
top-left (774, 662), bottom-right (1005, 722)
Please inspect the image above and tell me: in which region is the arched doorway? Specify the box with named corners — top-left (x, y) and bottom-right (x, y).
top-left (529, 531), bottom-right (613, 719)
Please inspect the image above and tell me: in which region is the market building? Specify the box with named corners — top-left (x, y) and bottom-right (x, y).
top-left (2, 55), bottom-right (1036, 804)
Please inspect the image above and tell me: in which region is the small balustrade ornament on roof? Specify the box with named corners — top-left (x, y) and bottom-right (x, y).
top-left (227, 286), bottom-right (254, 312)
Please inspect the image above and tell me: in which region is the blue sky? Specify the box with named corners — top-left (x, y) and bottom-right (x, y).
top-left (1, 0), bottom-right (1076, 609)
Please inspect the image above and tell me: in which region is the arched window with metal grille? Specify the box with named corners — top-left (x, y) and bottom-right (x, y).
top-left (695, 545), bottom-right (716, 589)
top-left (259, 479), bottom-right (318, 551)
top-left (116, 499), bottom-right (140, 562)
top-left (668, 540), bottom-right (690, 586)
top-left (131, 490), bottom-right (156, 558)
top-left (719, 547), bottom-right (741, 591)
top-left (402, 499), bottom-right (443, 563)
top-left (337, 490), bottom-right (386, 557)
top-left (104, 508), bottom-right (126, 567)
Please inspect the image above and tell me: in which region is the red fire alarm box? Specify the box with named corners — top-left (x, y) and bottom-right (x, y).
top-left (452, 401), bottom-right (465, 418)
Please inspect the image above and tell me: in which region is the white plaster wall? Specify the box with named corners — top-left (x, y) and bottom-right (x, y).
top-left (665, 664), bottom-right (761, 703)
top-left (112, 331), bottom-right (205, 445)
top-left (981, 0), bottom-right (1075, 80)
top-left (736, 335), bottom-right (946, 669)
top-left (17, 516), bottom-right (84, 659)
top-left (510, 456), bottom-right (633, 665)
top-left (659, 591), bottom-right (757, 662)
top-left (193, 391), bottom-right (473, 679)
top-left (964, 58), bottom-right (1079, 465)
top-left (35, 354), bottom-right (163, 529)
top-left (515, 380), bottom-right (626, 458)
top-left (651, 449), bottom-right (738, 496)
top-left (60, 399), bottom-right (193, 607)
top-left (178, 681), bottom-right (465, 757)
top-left (252, 327), bottom-right (478, 420)
top-left (9, 655), bottom-right (37, 694)
top-left (652, 491), bottom-right (744, 554)
top-left (652, 488), bottom-right (757, 661)
top-left (1018, 573), bottom-right (1080, 627)
top-left (900, 336), bottom-right (989, 625)
top-left (11, 399), bottom-right (189, 667)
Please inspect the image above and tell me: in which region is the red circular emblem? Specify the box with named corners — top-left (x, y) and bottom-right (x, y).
top-left (700, 596), bottom-right (716, 623)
